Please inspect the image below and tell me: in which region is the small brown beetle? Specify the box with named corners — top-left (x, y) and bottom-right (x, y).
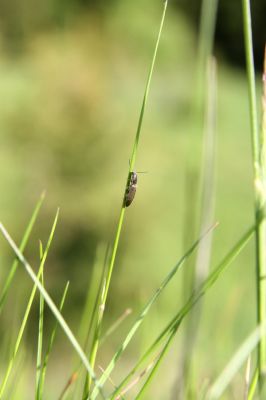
top-left (124, 171), bottom-right (138, 207)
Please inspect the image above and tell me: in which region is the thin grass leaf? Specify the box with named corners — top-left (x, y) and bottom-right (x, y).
top-left (206, 324), bottom-right (266, 400)
top-left (88, 2), bottom-right (169, 395)
top-left (134, 330), bottom-right (175, 400)
top-left (0, 210), bottom-right (59, 398)
top-left (247, 368), bottom-right (258, 400)
top-left (35, 244), bottom-right (45, 400)
top-left (91, 223), bottom-right (217, 399)
top-left (242, 0), bottom-right (266, 387)
top-left (109, 225), bottom-right (255, 399)
top-left (59, 245), bottom-right (109, 400)
top-left (38, 281), bottom-right (69, 399)
top-left (0, 220), bottom-right (106, 399)
top-left (0, 191), bottom-right (45, 315)
top-left (79, 243), bottom-right (109, 350)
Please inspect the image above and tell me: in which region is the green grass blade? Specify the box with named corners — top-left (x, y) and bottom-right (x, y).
top-left (134, 330), bottom-right (175, 400)
top-left (109, 225), bottom-right (255, 399)
top-left (207, 324), bottom-right (266, 400)
top-left (91, 223), bottom-right (217, 399)
top-left (35, 264), bottom-right (44, 400)
top-left (0, 220), bottom-right (106, 399)
top-left (0, 209), bottom-right (58, 398)
top-left (242, 0), bottom-right (265, 386)
top-left (88, 1), bottom-right (168, 395)
top-left (0, 191), bottom-right (45, 315)
top-left (38, 281), bottom-right (70, 399)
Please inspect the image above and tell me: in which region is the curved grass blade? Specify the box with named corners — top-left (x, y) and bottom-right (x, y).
top-left (0, 209), bottom-right (58, 398)
top-left (0, 191), bottom-right (45, 315)
top-left (0, 221), bottom-right (106, 399)
top-left (91, 223), bottom-right (217, 399)
top-left (109, 225), bottom-right (255, 399)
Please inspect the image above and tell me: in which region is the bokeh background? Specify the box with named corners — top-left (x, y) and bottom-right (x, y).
top-left (1, 0), bottom-right (266, 398)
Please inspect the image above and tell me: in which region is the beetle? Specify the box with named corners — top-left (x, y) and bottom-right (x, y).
top-left (124, 171), bottom-right (138, 207)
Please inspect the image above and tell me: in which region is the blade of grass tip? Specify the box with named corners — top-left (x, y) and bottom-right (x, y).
top-left (0, 191), bottom-right (45, 315)
top-left (0, 221), bottom-right (106, 400)
top-left (242, 0), bottom-right (266, 386)
top-left (0, 210), bottom-right (58, 398)
top-left (35, 241), bottom-right (45, 400)
top-left (206, 324), bottom-right (266, 400)
top-left (91, 223), bottom-right (217, 399)
top-left (88, 1), bottom-right (168, 395)
top-left (109, 225), bottom-right (255, 399)
top-left (38, 281), bottom-right (70, 399)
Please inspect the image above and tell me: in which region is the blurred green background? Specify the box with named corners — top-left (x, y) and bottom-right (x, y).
top-left (1, 0), bottom-right (266, 398)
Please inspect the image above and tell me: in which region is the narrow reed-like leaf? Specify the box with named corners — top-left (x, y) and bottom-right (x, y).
top-left (0, 192), bottom-right (45, 315)
top-left (242, 0), bottom-right (265, 385)
top-left (91, 223), bottom-right (217, 399)
top-left (0, 221), bottom-right (105, 399)
top-left (0, 210), bottom-right (58, 398)
top-left (207, 324), bottom-right (266, 399)
top-left (88, 2), bottom-right (169, 395)
top-left (35, 260), bottom-right (44, 400)
top-left (109, 225), bottom-right (254, 399)
top-left (38, 281), bottom-right (70, 398)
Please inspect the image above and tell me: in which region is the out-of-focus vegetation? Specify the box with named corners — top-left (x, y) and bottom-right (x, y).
top-left (0, 0), bottom-right (265, 398)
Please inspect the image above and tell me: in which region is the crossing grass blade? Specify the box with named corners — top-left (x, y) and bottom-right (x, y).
top-left (108, 225), bottom-right (255, 399)
top-left (0, 209), bottom-right (59, 398)
top-left (35, 241), bottom-right (44, 400)
top-left (0, 218), bottom-right (106, 400)
top-left (0, 191), bottom-right (45, 315)
top-left (91, 223), bottom-right (217, 399)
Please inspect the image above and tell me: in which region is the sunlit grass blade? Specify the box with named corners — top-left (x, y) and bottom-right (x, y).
top-left (91, 223), bottom-right (217, 399)
top-left (206, 324), bottom-right (266, 399)
top-left (0, 191), bottom-right (45, 315)
top-left (0, 209), bottom-right (58, 398)
top-left (37, 281), bottom-right (69, 399)
top-left (0, 220), bottom-right (106, 399)
top-left (242, 0), bottom-right (265, 388)
top-left (35, 241), bottom-right (45, 400)
top-left (88, 1), bottom-right (169, 395)
top-left (109, 225), bottom-right (255, 399)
